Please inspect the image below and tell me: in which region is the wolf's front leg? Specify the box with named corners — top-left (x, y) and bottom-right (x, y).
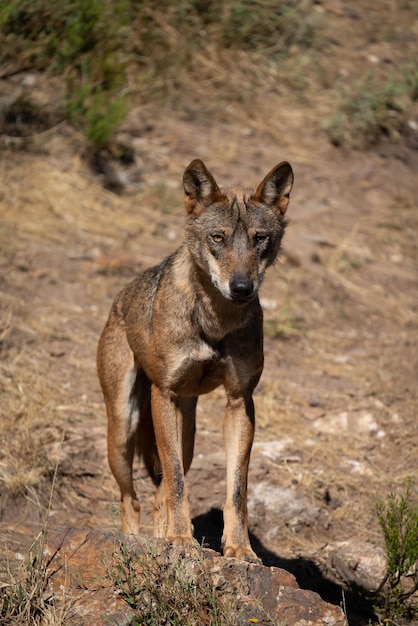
top-left (222, 394), bottom-right (260, 563)
top-left (151, 384), bottom-right (193, 545)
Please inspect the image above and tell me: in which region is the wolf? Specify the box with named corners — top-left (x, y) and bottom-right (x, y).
top-left (97, 158), bottom-right (294, 562)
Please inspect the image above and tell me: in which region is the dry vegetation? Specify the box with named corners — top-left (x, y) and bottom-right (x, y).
top-left (0, 1), bottom-right (418, 624)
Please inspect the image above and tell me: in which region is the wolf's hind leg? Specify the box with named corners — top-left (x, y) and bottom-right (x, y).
top-left (107, 366), bottom-right (142, 534)
top-left (98, 322), bottom-right (142, 534)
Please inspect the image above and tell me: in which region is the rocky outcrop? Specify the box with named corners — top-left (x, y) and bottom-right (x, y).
top-left (45, 527), bottom-right (346, 625)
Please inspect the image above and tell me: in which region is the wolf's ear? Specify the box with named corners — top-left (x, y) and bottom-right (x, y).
top-left (183, 160), bottom-right (223, 214)
top-left (253, 162), bottom-right (294, 215)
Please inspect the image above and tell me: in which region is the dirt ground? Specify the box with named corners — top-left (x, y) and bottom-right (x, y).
top-left (1, 2), bottom-right (418, 624)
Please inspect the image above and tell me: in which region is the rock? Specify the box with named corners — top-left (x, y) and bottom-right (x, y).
top-left (327, 540), bottom-right (387, 588)
top-left (44, 527), bottom-right (346, 625)
top-left (311, 410), bottom-right (380, 436)
top-left (249, 483), bottom-right (321, 534)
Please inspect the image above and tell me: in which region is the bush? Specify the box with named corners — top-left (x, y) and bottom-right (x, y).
top-left (0, 0), bottom-right (132, 145)
top-left (324, 62), bottom-right (418, 149)
top-left (376, 480), bottom-right (418, 620)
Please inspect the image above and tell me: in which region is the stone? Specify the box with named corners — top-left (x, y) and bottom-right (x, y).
top-left (44, 527), bottom-right (346, 626)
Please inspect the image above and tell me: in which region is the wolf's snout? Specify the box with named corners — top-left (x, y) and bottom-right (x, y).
top-left (229, 274), bottom-right (255, 302)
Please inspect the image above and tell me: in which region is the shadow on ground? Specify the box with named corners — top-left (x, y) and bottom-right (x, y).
top-left (193, 508), bottom-right (377, 626)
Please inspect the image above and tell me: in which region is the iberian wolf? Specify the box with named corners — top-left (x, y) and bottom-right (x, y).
top-left (97, 159), bottom-right (294, 562)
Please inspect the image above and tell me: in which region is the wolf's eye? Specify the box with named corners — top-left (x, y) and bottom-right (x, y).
top-left (211, 233), bottom-right (224, 244)
top-left (255, 234), bottom-right (268, 245)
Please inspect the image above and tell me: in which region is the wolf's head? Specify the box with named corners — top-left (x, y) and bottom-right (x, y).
top-left (183, 159), bottom-right (294, 304)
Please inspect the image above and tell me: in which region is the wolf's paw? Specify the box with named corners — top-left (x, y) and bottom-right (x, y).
top-left (167, 534), bottom-right (194, 548)
top-left (223, 545), bottom-right (261, 563)
top-left (120, 498), bottom-right (141, 535)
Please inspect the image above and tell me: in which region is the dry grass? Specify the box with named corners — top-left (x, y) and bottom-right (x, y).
top-left (0, 453), bottom-right (79, 626)
top-left (0, 318), bottom-right (61, 496)
top-left (107, 536), bottom-right (260, 626)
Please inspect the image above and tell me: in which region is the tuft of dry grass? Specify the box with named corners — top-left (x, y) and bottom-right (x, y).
top-left (0, 528), bottom-right (79, 625)
top-left (0, 331), bottom-right (63, 497)
top-left (0, 456), bottom-right (79, 626)
top-left (108, 534), bottom-right (275, 625)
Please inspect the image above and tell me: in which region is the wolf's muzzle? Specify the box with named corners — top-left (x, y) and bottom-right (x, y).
top-left (229, 274), bottom-right (256, 303)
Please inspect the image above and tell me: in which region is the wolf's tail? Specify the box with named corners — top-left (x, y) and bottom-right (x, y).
top-left (135, 371), bottom-right (162, 486)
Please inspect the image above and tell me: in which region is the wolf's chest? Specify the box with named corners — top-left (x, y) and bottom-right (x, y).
top-left (169, 340), bottom-right (226, 396)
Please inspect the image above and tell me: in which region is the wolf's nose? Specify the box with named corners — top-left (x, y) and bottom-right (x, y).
top-left (230, 274), bottom-right (254, 301)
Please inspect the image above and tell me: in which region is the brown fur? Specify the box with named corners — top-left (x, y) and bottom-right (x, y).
top-left (97, 159), bottom-right (294, 561)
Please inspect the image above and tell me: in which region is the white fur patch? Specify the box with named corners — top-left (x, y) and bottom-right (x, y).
top-left (207, 256), bottom-right (232, 300)
top-left (124, 367), bottom-right (140, 434)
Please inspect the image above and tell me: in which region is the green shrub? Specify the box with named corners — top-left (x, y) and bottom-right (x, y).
top-left (325, 62), bottom-right (418, 149)
top-left (376, 479), bottom-right (418, 620)
top-left (0, 0), bottom-right (132, 145)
